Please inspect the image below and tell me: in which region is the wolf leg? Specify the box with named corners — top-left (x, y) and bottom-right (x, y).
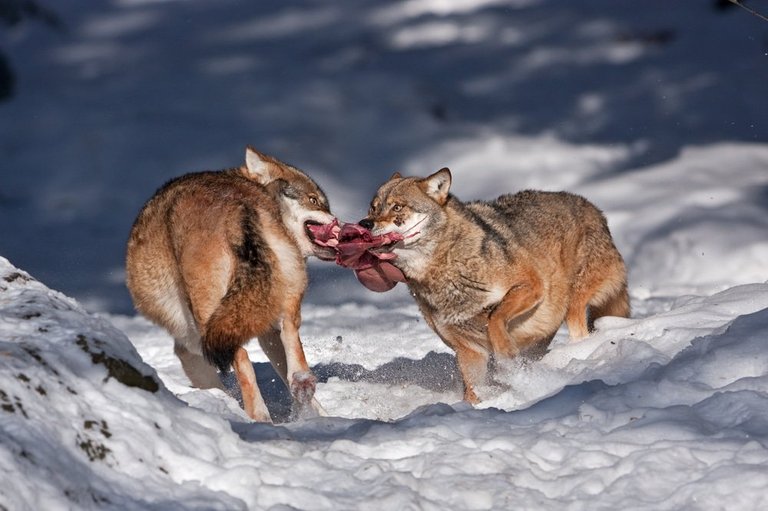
top-left (232, 347), bottom-right (271, 422)
top-left (487, 270), bottom-right (543, 358)
top-left (258, 328), bottom-right (287, 380)
top-left (454, 344), bottom-right (489, 404)
top-left (565, 299), bottom-right (590, 340)
top-left (567, 275), bottom-right (625, 340)
top-left (568, 259), bottom-right (629, 337)
top-left (437, 324), bottom-right (490, 404)
top-left (202, 289), bottom-right (275, 421)
top-left (166, 297), bottom-right (226, 390)
top-left (259, 328), bottom-right (326, 417)
top-left (588, 280), bottom-right (630, 330)
top-left (174, 341), bottom-right (225, 390)
top-left (277, 298), bottom-right (318, 417)
top-left (569, 240), bottom-right (630, 337)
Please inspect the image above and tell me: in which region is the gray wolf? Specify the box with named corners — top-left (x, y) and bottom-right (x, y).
top-left (359, 168), bottom-right (629, 403)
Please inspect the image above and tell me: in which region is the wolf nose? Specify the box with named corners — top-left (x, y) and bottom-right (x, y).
top-left (359, 218), bottom-right (374, 230)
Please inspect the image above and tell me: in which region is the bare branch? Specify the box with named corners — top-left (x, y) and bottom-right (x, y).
top-left (728, 0), bottom-right (768, 23)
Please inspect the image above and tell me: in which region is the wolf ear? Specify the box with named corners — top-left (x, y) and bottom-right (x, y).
top-left (245, 146), bottom-right (280, 184)
top-left (420, 167), bottom-right (451, 205)
top-left (389, 171), bottom-right (402, 181)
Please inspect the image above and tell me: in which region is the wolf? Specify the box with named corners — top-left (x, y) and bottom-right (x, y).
top-left (125, 147), bottom-right (336, 422)
top-left (359, 168), bottom-right (629, 403)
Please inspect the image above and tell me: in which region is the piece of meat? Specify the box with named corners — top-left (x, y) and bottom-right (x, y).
top-left (353, 262), bottom-right (406, 292)
top-left (307, 220), bottom-right (408, 292)
top-left (306, 219), bottom-right (341, 247)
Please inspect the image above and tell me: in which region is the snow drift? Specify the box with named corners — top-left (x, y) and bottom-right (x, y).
top-left (3, 255), bottom-right (768, 510)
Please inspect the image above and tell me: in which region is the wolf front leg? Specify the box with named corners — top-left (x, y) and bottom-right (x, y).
top-left (438, 324), bottom-right (490, 404)
top-left (258, 328), bottom-right (326, 417)
top-left (278, 300), bottom-right (319, 419)
top-left (455, 345), bottom-right (490, 404)
top-left (487, 269), bottom-right (544, 359)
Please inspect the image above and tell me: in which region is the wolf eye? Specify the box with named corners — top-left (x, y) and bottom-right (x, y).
top-left (309, 196), bottom-right (319, 206)
top-left (392, 204), bottom-right (403, 212)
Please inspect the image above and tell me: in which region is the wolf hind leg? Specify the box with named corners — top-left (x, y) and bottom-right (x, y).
top-left (174, 341), bottom-right (225, 390)
top-left (232, 347), bottom-right (271, 422)
top-left (521, 331), bottom-right (556, 360)
top-left (565, 296), bottom-right (590, 340)
top-left (164, 296), bottom-right (226, 390)
top-left (588, 280), bottom-right (630, 331)
top-left (567, 247), bottom-right (630, 339)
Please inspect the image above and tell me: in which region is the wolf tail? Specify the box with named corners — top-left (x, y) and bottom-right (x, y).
top-left (202, 203), bottom-right (275, 372)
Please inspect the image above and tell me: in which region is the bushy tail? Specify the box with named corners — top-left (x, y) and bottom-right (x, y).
top-left (202, 324), bottom-right (242, 373)
top-left (202, 288), bottom-right (273, 372)
top-left (202, 203), bottom-right (277, 372)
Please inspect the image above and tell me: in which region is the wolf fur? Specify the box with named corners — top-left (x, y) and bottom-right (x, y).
top-left (360, 168), bottom-right (629, 403)
top-left (125, 147), bottom-right (335, 422)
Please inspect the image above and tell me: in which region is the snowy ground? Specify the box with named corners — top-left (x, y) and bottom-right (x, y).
top-left (2, 0), bottom-right (768, 509)
top-left (4, 257), bottom-right (768, 509)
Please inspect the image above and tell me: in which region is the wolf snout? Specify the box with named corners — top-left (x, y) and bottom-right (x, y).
top-left (359, 218), bottom-right (374, 230)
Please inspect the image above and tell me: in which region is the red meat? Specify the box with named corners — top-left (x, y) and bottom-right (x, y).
top-left (307, 220), bottom-right (408, 292)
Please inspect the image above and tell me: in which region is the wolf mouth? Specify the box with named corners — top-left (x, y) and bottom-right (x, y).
top-left (304, 220), bottom-right (337, 260)
top-left (304, 220), bottom-right (323, 239)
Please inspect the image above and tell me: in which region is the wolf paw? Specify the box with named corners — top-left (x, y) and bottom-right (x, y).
top-left (463, 386), bottom-right (481, 405)
top-left (290, 370), bottom-right (317, 404)
top-left (289, 371), bottom-right (319, 421)
top-left (489, 352), bottom-right (516, 375)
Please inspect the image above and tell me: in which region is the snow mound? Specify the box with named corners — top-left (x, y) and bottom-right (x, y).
top-left (0, 257), bottom-right (244, 510)
top-left (4, 256), bottom-right (768, 509)
top-left (579, 144), bottom-right (768, 296)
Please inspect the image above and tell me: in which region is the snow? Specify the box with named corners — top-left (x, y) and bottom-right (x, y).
top-left (4, 262), bottom-right (768, 509)
top-left (2, 0), bottom-right (768, 509)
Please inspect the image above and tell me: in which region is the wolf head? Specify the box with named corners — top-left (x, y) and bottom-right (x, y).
top-left (243, 146), bottom-right (336, 260)
top-left (360, 167), bottom-right (452, 249)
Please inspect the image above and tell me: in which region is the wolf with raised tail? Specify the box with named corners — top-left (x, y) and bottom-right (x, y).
top-left (126, 147), bottom-right (336, 422)
top-left (359, 169), bottom-right (629, 403)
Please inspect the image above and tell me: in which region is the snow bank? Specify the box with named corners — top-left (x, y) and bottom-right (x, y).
top-left (0, 257), bottom-right (245, 510)
top-left (585, 144), bottom-right (768, 296)
top-left (4, 256), bottom-right (768, 510)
